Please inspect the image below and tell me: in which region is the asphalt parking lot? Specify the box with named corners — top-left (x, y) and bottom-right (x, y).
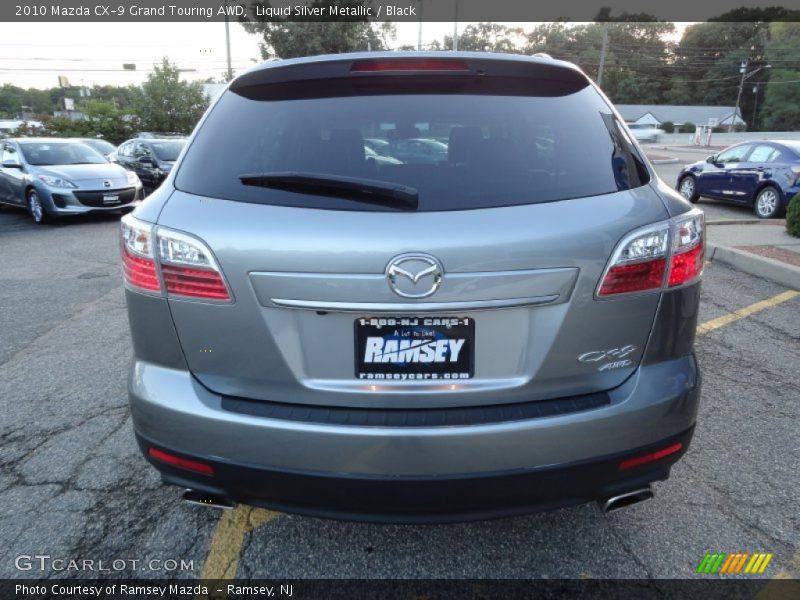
top-left (1, 157), bottom-right (798, 583)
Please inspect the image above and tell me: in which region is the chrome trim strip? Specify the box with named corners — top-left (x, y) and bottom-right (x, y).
top-left (269, 295), bottom-right (560, 312)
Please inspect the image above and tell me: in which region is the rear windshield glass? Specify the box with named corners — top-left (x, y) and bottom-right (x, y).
top-left (175, 84), bottom-right (649, 211)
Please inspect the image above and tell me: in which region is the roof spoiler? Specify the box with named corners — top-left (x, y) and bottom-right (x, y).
top-left (229, 55), bottom-right (590, 100)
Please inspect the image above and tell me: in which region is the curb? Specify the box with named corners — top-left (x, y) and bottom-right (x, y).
top-left (706, 219), bottom-right (762, 226)
top-left (649, 157), bottom-right (679, 165)
top-left (707, 243), bottom-right (800, 291)
top-left (651, 145), bottom-right (725, 153)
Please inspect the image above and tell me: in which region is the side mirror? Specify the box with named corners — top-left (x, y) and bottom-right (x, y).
top-left (1, 159), bottom-right (21, 169)
top-left (706, 156), bottom-right (716, 164)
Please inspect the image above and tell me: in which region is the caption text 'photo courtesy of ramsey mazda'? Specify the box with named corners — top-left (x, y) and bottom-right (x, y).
top-left (121, 52), bottom-right (704, 522)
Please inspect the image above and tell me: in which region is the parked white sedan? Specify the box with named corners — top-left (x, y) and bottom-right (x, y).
top-left (627, 123), bottom-right (665, 143)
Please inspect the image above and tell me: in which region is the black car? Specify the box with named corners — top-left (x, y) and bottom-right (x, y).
top-left (114, 137), bottom-right (186, 192)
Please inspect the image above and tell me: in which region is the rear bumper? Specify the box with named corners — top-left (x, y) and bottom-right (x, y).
top-left (782, 184), bottom-right (800, 207)
top-left (138, 426), bottom-right (693, 523)
top-left (130, 353), bottom-right (700, 521)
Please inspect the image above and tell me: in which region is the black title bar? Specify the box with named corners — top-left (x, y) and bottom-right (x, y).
top-left (3, 0), bottom-right (799, 22)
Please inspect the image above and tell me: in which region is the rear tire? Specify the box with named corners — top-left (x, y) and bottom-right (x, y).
top-left (678, 175), bottom-right (699, 203)
top-left (754, 186), bottom-right (782, 219)
top-left (27, 190), bottom-right (51, 225)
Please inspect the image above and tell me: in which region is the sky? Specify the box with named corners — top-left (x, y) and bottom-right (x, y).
top-left (0, 21), bottom-right (690, 90)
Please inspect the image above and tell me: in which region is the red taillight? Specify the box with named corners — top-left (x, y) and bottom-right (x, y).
top-left (618, 442), bottom-right (683, 471)
top-left (121, 215), bottom-right (161, 293)
top-left (351, 59), bottom-right (470, 72)
top-left (668, 240), bottom-right (704, 287)
top-left (156, 228), bottom-right (233, 302)
top-left (121, 245), bottom-right (160, 292)
top-left (598, 211), bottom-right (704, 297)
top-left (121, 214), bottom-right (232, 302)
top-left (147, 447), bottom-right (215, 475)
top-left (161, 264), bottom-right (231, 301)
top-left (598, 258), bottom-right (666, 296)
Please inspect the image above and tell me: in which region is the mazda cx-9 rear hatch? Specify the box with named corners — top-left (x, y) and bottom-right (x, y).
top-left (129, 54), bottom-right (702, 409)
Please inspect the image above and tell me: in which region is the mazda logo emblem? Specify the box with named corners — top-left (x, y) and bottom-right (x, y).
top-left (386, 254), bottom-right (443, 299)
top-left (103, 180), bottom-right (112, 188)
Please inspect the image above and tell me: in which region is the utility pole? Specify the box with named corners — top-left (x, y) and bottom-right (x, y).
top-left (453, 0), bottom-right (459, 51)
top-left (731, 60), bottom-right (747, 133)
top-left (224, 0), bottom-right (233, 82)
top-left (597, 23), bottom-right (609, 87)
top-left (417, 1), bottom-right (423, 50)
top-left (751, 84), bottom-right (760, 131)
top-left (732, 62), bottom-right (770, 132)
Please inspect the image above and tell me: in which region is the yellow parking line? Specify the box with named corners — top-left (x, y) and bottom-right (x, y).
top-left (195, 290), bottom-right (799, 582)
top-left (696, 290), bottom-right (799, 336)
top-left (200, 505), bottom-right (281, 580)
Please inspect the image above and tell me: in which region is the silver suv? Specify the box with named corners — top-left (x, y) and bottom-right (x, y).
top-left (122, 53), bottom-right (703, 522)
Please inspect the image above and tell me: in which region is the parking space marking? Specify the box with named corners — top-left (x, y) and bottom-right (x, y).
top-left (195, 289), bottom-right (799, 580)
top-left (200, 505), bottom-right (281, 580)
top-left (696, 290), bottom-right (799, 336)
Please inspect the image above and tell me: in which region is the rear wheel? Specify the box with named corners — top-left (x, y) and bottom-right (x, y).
top-left (678, 175), bottom-right (699, 203)
top-left (754, 186), bottom-right (782, 219)
top-left (27, 190), bottom-right (51, 225)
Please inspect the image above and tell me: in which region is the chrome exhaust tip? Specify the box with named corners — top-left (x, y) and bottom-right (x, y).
top-left (600, 487), bottom-right (654, 514)
top-left (182, 489), bottom-right (236, 509)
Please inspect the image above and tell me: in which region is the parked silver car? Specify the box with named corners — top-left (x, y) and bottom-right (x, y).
top-left (0, 138), bottom-right (143, 224)
top-left (123, 53), bottom-right (703, 522)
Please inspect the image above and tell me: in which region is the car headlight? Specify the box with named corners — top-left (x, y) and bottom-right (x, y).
top-left (127, 171), bottom-right (142, 186)
top-left (37, 174), bottom-right (77, 189)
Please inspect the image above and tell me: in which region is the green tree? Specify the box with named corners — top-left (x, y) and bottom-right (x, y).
top-left (86, 85), bottom-right (138, 113)
top-left (523, 19), bottom-right (674, 104)
top-left (76, 100), bottom-right (136, 144)
top-left (761, 20), bottom-right (800, 131)
top-left (0, 84), bottom-right (57, 117)
top-left (443, 23), bottom-right (525, 53)
top-left (669, 9), bottom-right (786, 123)
top-left (242, 1), bottom-right (393, 59)
top-left (132, 58), bottom-right (208, 134)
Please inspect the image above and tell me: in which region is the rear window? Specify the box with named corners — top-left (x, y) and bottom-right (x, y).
top-left (176, 83), bottom-right (649, 212)
top-left (779, 141), bottom-right (800, 158)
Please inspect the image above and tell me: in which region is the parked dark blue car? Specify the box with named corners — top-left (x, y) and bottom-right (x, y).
top-left (676, 140), bottom-right (800, 218)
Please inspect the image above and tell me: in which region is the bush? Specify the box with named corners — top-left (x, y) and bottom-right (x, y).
top-left (787, 193), bottom-right (800, 238)
top-left (661, 121), bottom-right (675, 133)
top-left (678, 121), bottom-right (696, 134)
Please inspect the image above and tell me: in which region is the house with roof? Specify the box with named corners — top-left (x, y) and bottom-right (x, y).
top-left (615, 105), bottom-right (746, 128)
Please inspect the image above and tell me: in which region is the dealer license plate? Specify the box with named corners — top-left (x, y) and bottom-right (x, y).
top-left (355, 316), bottom-right (474, 381)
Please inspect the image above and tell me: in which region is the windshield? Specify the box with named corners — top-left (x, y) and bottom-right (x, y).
top-left (150, 141), bottom-right (184, 161)
top-left (82, 139), bottom-right (116, 155)
top-left (19, 142), bottom-right (107, 166)
top-left (176, 86), bottom-right (649, 212)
